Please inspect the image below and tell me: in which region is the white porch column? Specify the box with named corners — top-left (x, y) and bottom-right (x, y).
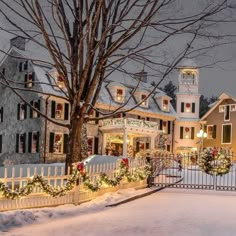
top-left (151, 135), bottom-right (156, 150)
top-left (102, 133), bottom-right (107, 155)
top-left (123, 128), bottom-right (127, 157)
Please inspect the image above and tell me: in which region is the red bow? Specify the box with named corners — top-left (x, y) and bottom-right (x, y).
top-left (77, 162), bottom-right (84, 174)
top-left (122, 158), bottom-right (129, 168)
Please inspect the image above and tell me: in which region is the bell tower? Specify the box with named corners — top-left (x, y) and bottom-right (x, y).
top-left (174, 59), bottom-right (201, 153)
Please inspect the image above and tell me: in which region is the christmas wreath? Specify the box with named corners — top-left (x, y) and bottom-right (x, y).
top-left (198, 149), bottom-right (231, 176)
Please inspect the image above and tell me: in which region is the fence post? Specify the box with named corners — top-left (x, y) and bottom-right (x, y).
top-left (73, 182), bottom-right (80, 205)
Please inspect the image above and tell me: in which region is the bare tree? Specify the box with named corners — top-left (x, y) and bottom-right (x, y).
top-left (0, 0), bottom-right (235, 169)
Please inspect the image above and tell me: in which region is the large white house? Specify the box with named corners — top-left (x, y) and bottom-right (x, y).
top-left (0, 37), bottom-right (202, 165)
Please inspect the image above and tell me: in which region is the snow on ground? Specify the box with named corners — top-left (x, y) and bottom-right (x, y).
top-left (2, 188), bottom-right (236, 236)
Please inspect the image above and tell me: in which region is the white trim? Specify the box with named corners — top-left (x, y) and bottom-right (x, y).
top-left (221, 123), bottom-right (232, 144)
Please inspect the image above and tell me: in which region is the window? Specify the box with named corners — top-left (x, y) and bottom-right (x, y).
top-left (182, 71), bottom-right (195, 84)
top-left (87, 137), bottom-right (94, 156)
top-left (230, 104), bottom-right (236, 111)
top-left (49, 133), bottom-right (68, 154)
top-left (0, 107), bottom-right (3, 122)
top-left (24, 72), bottom-right (35, 88)
top-left (180, 127), bottom-right (194, 140)
top-left (207, 125), bottom-right (216, 139)
top-left (57, 75), bottom-right (65, 88)
top-left (16, 133), bottom-right (26, 153)
top-left (116, 89), bottom-right (124, 102)
top-left (224, 105), bottom-right (230, 121)
top-left (30, 100), bottom-right (40, 118)
top-left (19, 61), bottom-right (28, 72)
top-left (28, 132), bottom-right (39, 153)
top-left (163, 99), bottom-right (169, 111)
top-left (51, 101), bottom-right (69, 120)
top-left (180, 102), bottom-right (195, 113)
top-left (17, 103), bottom-right (27, 120)
top-left (141, 94), bottom-right (148, 107)
top-left (219, 105), bottom-right (225, 113)
top-left (222, 124), bottom-right (231, 144)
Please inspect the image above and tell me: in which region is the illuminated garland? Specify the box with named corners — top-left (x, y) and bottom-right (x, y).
top-left (0, 158), bottom-right (151, 199)
top-left (198, 150), bottom-right (231, 176)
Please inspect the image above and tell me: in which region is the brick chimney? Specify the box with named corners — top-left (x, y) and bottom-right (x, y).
top-left (10, 36), bottom-right (26, 51)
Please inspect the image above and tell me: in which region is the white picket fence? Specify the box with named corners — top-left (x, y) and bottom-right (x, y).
top-left (0, 159), bottom-right (147, 212)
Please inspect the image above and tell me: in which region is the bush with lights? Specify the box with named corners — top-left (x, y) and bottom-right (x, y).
top-left (0, 158), bottom-right (151, 199)
top-left (198, 147), bottom-right (231, 176)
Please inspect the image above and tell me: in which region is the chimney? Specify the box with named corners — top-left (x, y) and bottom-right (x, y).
top-left (10, 36), bottom-right (26, 51)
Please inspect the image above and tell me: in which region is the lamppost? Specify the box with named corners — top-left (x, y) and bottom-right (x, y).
top-left (197, 129), bottom-right (207, 152)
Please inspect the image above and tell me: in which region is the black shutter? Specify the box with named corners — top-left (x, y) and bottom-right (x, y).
top-left (63, 134), bottom-right (69, 154)
top-left (19, 62), bottom-right (22, 72)
top-left (0, 134), bottom-right (2, 153)
top-left (30, 101), bottom-right (33, 118)
top-left (181, 102), bottom-right (184, 112)
top-left (24, 103), bottom-right (27, 119)
top-left (16, 134), bottom-right (19, 153)
top-left (36, 132), bottom-right (40, 153)
top-left (136, 141), bottom-right (140, 152)
top-left (64, 103), bottom-right (69, 120)
top-left (146, 117), bottom-right (150, 121)
top-left (32, 72), bottom-right (35, 87)
top-left (160, 119), bottom-right (163, 130)
top-left (145, 142), bottom-right (150, 149)
top-left (37, 99), bottom-right (41, 117)
top-left (28, 132), bottom-right (32, 153)
top-left (192, 103), bottom-right (195, 113)
top-left (95, 111), bottom-right (99, 124)
top-left (1, 107), bottom-right (3, 122)
top-left (94, 137), bottom-right (99, 154)
top-left (51, 101), bottom-right (56, 118)
top-left (180, 127), bottom-right (183, 139)
top-left (24, 61), bottom-right (28, 70)
top-left (24, 74), bottom-right (28, 88)
top-left (23, 133), bottom-right (26, 153)
top-left (191, 127), bottom-right (195, 139)
top-left (167, 121), bottom-right (171, 134)
top-left (17, 104), bottom-right (20, 120)
top-left (49, 132), bottom-right (54, 153)
top-left (213, 125), bottom-right (217, 139)
top-left (138, 116), bottom-right (141, 119)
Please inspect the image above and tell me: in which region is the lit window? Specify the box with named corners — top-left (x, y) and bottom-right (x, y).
top-left (184, 127), bottom-right (191, 139)
top-left (162, 121), bottom-right (167, 133)
top-left (18, 103), bottom-right (27, 120)
top-left (219, 105), bottom-right (225, 113)
top-left (57, 75), bottom-right (65, 88)
top-left (54, 133), bottom-right (63, 154)
top-left (116, 89), bottom-right (124, 102)
top-left (55, 103), bottom-right (64, 119)
top-left (141, 94), bottom-right (148, 106)
top-left (25, 72), bottom-right (34, 88)
top-left (163, 99), bottom-right (169, 110)
top-left (87, 137), bottom-right (94, 156)
top-left (182, 71), bottom-right (195, 84)
top-left (31, 100), bottom-right (40, 118)
top-left (185, 103), bottom-right (191, 112)
top-left (207, 125), bottom-right (214, 139)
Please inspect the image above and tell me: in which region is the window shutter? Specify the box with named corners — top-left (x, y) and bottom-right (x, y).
top-left (32, 72), bottom-right (35, 87)
top-left (192, 103), bottom-right (195, 113)
top-left (36, 132), bottom-right (40, 153)
top-left (95, 111), bottom-right (99, 124)
top-left (138, 116), bottom-right (141, 119)
top-left (23, 133), bottom-right (26, 153)
top-left (63, 134), bottom-right (69, 154)
top-left (145, 142), bottom-right (150, 149)
top-left (94, 137), bottom-right (99, 154)
top-left (1, 107), bottom-right (3, 122)
top-left (30, 101), bottom-right (33, 118)
top-left (28, 132), bottom-right (32, 153)
top-left (16, 134), bottom-right (19, 153)
top-left (19, 62), bottom-right (22, 72)
top-left (64, 103), bottom-right (69, 120)
top-left (24, 61), bottom-right (28, 70)
top-left (49, 133), bottom-right (54, 153)
top-left (146, 117), bottom-right (150, 121)
top-left (136, 141), bottom-right (140, 152)
top-left (191, 127), bottom-right (195, 139)
top-left (0, 134), bottom-right (2, 153)
top-left (167, 121), bottom-right (171, 134)
top-left (24, 74), bottom-right (28, 88)
top-left (159, 119), bottom-right (163, 130)
top-left (51, 101), bottom-right (56, 118)
top-left (17, 104), bottom-right (20, 120)
top-left (37, 99), bottom-right (41, 117)
top-left (24, 103), bottom-right (27, 119)
top-left (181, 102), bottom-right (184, 112)
top-left (213, 125), bottom-right (217, 139)
top-left (180, 127), bottom-right (183, 139)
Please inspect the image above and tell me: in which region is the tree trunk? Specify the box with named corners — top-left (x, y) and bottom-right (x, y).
top-left (65, 116), bottom-right (87, 173)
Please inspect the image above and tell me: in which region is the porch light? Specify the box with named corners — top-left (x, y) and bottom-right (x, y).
top-left (197, 129), bottom-right (207, 152)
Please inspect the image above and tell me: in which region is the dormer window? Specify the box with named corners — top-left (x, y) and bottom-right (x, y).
top-left (182, 70), bottom-right (195, 84)
top-left (141, 94), bottom-right (148, 107)
top-left (57, 75), bottom-right (65, 88)
top-left (55, 103), bottom-right (64, 119)
top-left (185, 103), bottom-right (191, 112)
top-left (162, 99), bottom-right (169, 111)
top-left (116, 88), bottom-right (124, 102)
top-left (24, 72), bottom-right (35, 88)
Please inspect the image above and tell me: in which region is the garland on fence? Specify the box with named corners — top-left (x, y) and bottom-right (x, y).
top-left (198, 149), bottom-right (231, 176)
top-left (0, 158), bottom-right (151, 199)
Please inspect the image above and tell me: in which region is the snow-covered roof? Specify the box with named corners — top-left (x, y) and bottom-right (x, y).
top-left (178, 59), bottom-right (197, 69)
